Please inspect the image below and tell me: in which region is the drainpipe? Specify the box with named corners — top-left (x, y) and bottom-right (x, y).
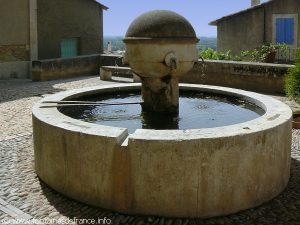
top-left (263, 7), bottom-right (266, 44)
top-left (29, 0), bottom-right (38, 79)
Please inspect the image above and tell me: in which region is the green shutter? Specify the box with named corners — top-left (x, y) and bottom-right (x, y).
top-left (61, 38), bottom-right (79, 58)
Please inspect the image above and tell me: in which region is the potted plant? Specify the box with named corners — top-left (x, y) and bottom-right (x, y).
top-left (241, 43), bottom-right (288, 63)
top-left (261, 43), bottom-right (288, 63)
top-left (261, 44), bottom-right (277, 63)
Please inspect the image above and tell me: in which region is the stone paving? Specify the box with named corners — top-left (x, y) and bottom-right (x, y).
top-left (0, 76), bottom-right (300, 225)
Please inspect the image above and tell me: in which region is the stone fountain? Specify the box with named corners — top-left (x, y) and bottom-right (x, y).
top-left (33, 10), bottom-right (292, 218)
top-left (123, 10), bottom-right (198, 113)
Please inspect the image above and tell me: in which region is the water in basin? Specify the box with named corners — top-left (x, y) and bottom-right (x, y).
top-left (60, 91), bottom-right (265, 134)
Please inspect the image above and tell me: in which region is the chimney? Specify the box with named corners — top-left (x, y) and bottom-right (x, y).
top-left (251, 0), bottom-right (260, 7)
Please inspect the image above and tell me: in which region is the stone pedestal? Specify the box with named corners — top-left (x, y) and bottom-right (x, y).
top-left (100, 68), bottom-right (112, 81)
top-left (141, 75), bottom-right (179, 114)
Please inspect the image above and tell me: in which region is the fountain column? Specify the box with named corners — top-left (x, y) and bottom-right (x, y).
top-left (141, 75), bottom-right (179, 113)
top-left (140, 51), bottom-right (179, 113)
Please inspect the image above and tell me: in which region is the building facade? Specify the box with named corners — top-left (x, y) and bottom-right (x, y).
top-left (0, 0), bottom-right (107, 79)
top-left (210, 0), bottom-right (300, 56)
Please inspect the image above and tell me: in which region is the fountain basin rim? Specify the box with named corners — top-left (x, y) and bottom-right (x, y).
top-left (32, 83), bottom-right (292, 145)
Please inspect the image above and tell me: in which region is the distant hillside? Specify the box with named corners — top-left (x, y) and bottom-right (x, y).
top-left (197, 37), bottom-right (217, 50)
top-left (104, 36), bottom-right (217, 52)
top-left (104, 36), bottom-right (125, 52)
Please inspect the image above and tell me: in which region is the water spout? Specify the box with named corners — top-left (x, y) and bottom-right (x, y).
top-left (199, 56), bottom-right (206, 77)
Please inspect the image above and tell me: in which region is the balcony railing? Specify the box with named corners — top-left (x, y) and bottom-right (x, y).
top-left (275, 48), bottom-right (298, 64)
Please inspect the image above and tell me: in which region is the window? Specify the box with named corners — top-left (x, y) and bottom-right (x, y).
top-left (273, 14), bottom-right (298, 47)
top-left (276, 18), bottom-right (294, 45)
top-left (60, 38), bottom-right (80, 58)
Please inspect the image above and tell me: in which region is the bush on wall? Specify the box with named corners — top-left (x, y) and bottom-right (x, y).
top-left (199, 48), bottom-right (241, 61)
top-left (200, 44), bottom-right (289, 64)
top-left (285, 50), bottom-right (300, 101)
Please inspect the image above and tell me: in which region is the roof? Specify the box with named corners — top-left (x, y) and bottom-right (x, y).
top-left (90, 0), bottom-right (108, 10)
top-left (209, 0), bottom-right (273, 26)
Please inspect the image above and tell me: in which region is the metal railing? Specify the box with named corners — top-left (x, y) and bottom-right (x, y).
top-left (275, 48), bottom-right (298, 64)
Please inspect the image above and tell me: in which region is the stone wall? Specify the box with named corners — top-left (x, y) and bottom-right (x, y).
top-left (216, 8), bottom-right (265, 55)
top-left (99, 54), bottom-right (125, 67)
top-left (31, 54), bottom-right (291, 95)
top-left (31, 54), bottom-right (126, 81)
top-left (182, 60), bottom-right (293, 94)
top-left (37, 0), bottom-right (105, 60)
top-left (0, 62), bottom-right (30, 79)
top-left (32, 54), bottom-right (101, 81)
top-left (0, 0), bottom-right (30, 46)
top-left (99, 55), bottom-right (291, 95)
top-left (0, 0), bottom-right (31, 79)
top-left (0, 45), bottom-right (29, 62)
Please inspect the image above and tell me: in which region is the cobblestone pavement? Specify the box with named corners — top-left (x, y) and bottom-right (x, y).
top-left (0, 77), bottom-right (300, 225)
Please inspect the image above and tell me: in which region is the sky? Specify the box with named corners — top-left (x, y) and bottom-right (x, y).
top-left (98, 0), bottom-right (268, 37)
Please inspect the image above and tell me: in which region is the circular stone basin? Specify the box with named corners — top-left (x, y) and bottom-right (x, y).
top-left (32, 83), bottom-right (292, 218)
top-left (60, 92), bottom-right (265, 134)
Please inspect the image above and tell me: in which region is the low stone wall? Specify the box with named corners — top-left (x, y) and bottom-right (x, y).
top-left (182, 60), bottom-right (293, 94)
top-left (0, 61), bottom-right (30, 79)
top-left (99, 54), bottom-right (135, 79)
top-left (99, 56), bottom-right (292, 95)
top-left (100, 54), bottom-right (124, 67)
top-left (31, 54), bottom-right (293, 94)
top-left (32, 54), bottom-right (101, 81)
top-left (31, 54), bottom-right (125, 81)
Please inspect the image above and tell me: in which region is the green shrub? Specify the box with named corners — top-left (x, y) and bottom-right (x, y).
top-left (285, 50), bottom-right (300, 101)
top-left (199, 43), bottom-right (289, 63)
top-left (199, 48), bottom-right (241, 61)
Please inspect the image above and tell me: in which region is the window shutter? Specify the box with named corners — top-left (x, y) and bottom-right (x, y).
top-left (61, 38), bottom-right (79, 58)
top-left (284, 18), bottom-right (294, 45)
top-left (276, 18), bottom-right (285, 43)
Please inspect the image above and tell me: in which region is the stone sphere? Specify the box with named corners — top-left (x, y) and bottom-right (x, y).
top-left (125, 10), bottom-right (197, 39)
top-left (123, 10), bottom-right (199, 78)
